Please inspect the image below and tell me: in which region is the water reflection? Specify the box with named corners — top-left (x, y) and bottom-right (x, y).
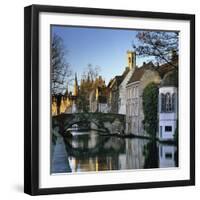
top-left (52, 130), bottom-right (178, 173)
top-left (159, 145), bottom-right (178, 168)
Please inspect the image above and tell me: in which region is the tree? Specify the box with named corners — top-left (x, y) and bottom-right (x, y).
top-left (133, 31), bottom-right (178, 70)
top-left (51, 34), bottom-right (72, 95)
top-left (82, 64), bottom-right (100, 82)
top-left (142, 83), bottom-right (159, 138)
top-left (77, 64), bottom-right (101, 112)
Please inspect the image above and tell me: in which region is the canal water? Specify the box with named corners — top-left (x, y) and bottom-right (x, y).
top-left (51, 130), bottom-right (178, 173)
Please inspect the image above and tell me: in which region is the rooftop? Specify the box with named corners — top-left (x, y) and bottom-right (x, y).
top-left (128, 62), bottom-right (154, 84)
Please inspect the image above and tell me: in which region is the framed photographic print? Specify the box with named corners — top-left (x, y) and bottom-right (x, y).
top-left (24, 4), bottom-right (195, 195)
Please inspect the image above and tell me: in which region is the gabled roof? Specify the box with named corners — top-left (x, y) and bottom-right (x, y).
top-left (107, 67), bottom-right (130, 88)
top-left (127, 59), bottom-right (178, 85)
top-left (128, 62), bottom-right (154, 84)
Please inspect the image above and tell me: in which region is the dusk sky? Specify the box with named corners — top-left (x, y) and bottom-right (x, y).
top-left (52, 25), bottom-right (151, 89)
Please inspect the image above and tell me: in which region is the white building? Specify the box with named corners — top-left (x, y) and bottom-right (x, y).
top-left (118, 51), bottom-right (136, 114)
top-left (158, 71), bottom-right (178, 141)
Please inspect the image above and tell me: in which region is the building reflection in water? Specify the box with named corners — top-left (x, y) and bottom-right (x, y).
top-left (58, 130), bottom-right (178, 173)
top-left (119, 138), bottom-right (148, 170)
top-left (159, 145), bottom-right (178, 168)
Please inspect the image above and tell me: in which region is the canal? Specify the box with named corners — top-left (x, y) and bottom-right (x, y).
top-left (51, 130), bottom-right (178, 174)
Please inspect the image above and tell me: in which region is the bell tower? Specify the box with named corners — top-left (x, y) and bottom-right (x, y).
top-left (127, 51), bottom-right (136, 71)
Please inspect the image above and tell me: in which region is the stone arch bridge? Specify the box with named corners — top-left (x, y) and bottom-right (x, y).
top-left (52, 112), bottom-right (125, 136)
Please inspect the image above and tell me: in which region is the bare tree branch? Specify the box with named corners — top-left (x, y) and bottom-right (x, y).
top-left (132, 31), bottom-right (179, 70)
top-left (51, 34), bottom-right (72, 95)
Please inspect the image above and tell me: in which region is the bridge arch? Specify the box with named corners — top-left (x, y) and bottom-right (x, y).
top-left (52, 112), bottom-right (125, 136)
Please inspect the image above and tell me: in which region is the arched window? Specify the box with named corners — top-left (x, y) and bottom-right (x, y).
top-left (172, 93), bottom-right (176, 112)
top-left (161, 93), bottom-right (165, 112)
top-left (118, 98), bottom-right (121, 109)
top-left (166, 93), bottom-right (172, 112)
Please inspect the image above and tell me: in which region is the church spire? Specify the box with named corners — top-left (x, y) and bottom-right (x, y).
top-left (73, 73), bottom-right (78, 96)
top-left (64, 84), bottom-right (68, 97)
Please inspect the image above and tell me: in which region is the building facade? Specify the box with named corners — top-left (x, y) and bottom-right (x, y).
top-left (118, 51), bottom-right (136, 115)
top-left (158, 70), bottom-right (178, 140)
top-left (126, 62), bottom-right (161, 135)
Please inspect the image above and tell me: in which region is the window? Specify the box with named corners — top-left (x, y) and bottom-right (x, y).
top-left (166, 93), bottom-right (172, 112)
top-left (160, 92), bottom-right (176, 113)
top-left (135, 102), bottom-right (138, 115)
top-left (136, 86), bottom-right (138, 97)
top-left (172, 93), bottom-right (176, 112)
top-left (165, 126), bottom-right (172, 132)
top-left (165, 153), bottom-right (172, 159)
top-left (160, 126), bottom-right (162, 138)
top-left (161, 93), bottom-right (165, 112)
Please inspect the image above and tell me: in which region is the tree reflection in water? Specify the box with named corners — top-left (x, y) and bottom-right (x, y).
top-left (143, 141), bottom-right (158, 169)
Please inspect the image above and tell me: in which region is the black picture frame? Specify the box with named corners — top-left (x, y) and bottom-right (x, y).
top-left (24, 4), bottom-right (195, 196)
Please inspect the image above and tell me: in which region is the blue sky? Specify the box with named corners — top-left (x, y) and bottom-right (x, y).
top-left (52, 25), bottom-right (150, 89)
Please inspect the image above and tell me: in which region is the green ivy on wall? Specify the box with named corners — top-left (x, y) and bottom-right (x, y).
top-left (142, 82), bottom-right (159, 139)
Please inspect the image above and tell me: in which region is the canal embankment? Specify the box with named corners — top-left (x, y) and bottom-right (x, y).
top-left (51, 135), bottom-right (72, 173)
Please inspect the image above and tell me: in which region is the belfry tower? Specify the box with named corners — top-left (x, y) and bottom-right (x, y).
top-left (73, 73), bottom-right (79, 96)
top-left (127, 51), bottom-right (136, 71)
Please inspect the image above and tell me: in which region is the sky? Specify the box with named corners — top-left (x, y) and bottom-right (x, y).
top-left (52, 25), bottom-right (150, 89)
